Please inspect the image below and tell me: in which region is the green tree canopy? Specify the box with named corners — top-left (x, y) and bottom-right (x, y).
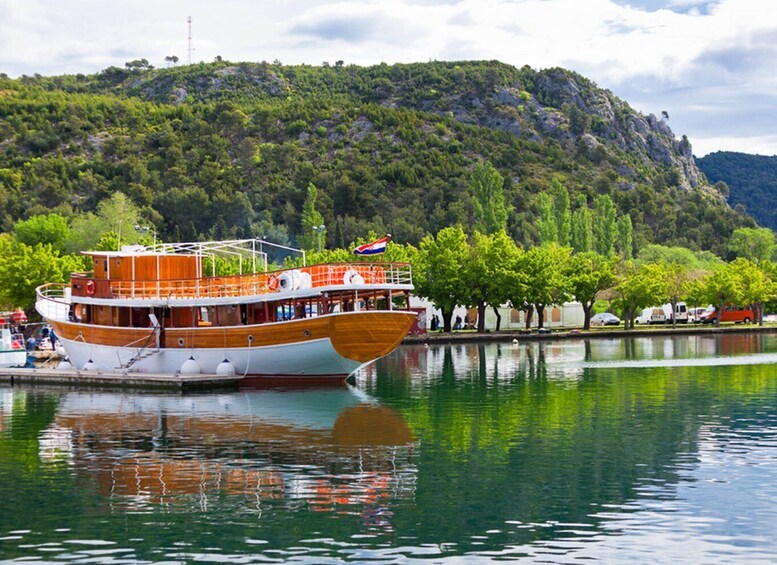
top-left (522, 243), bottom-right (572, 328)
top-left (637, 244), bottom-right (722, 270)
top-left (536, 192), bottom-right (557, 245)
top-left (614, 261), bottom-right (669, 329)
top-left (12, 213), bottom-right (71, 253)
top-left (67, 192), bottom-right (145, 253)
top-left (699, 262), bottom-right (745, 327)
top-left (567, 251), bottom-right (617, 329)
top-left (414, 226), bottom-right (470, 332)
top-left (734, 258), bottom-right (775, 326)
top-left (471, 161), bottom-right (509, 235)
top-left (0, 237), bottom-right (85, 312)
top-left (570, 193), bottom-right (592, 253)
top-left (728, 227), bottom-right (775, 262)
top-left (462, 230), bottom-right (522, 332)
top-left (593, 194), bottom-right (617, 257)
top-left (299, 182), bottom-right (326, 252)
top-left (551, 179), bottom-right (571, 246)
top-left (616, 214), bottom-right (633, 259)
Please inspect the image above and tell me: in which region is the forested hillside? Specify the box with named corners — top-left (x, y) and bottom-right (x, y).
top-left (696, 151), bottom-right (777, 231)
top-left (0, 60), bottom-right (753, 255)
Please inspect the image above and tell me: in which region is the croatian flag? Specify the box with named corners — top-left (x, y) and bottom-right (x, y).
top-left (353, 235), bottom-right (391, 256)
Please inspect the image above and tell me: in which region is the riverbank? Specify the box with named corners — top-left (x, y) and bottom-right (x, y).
top-left (403, 323), bottom-right (777, 344)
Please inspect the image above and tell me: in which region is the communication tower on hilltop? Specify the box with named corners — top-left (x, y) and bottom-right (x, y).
top-left (187, 16), bottom-right (192, 65)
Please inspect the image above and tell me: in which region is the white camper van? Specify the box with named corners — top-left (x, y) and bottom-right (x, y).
top-left (662, 302), bottom-right (688, 324)
top-left (636, 307), bottom-right (666, 325)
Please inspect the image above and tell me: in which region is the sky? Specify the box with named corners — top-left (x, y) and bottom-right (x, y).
top-left (1, 0), bottom-right (776, 157)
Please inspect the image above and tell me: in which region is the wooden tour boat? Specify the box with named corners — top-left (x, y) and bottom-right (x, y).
top-left (35, 239), bottom-right (416, 381)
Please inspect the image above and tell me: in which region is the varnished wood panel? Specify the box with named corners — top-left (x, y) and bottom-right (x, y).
top-left (329, 312), bottom-right (416, 362)
top-left (51, 311), bottom-right (415, 361)
top-left (164, 317), bottom-right (332, 349)
top-left (49, 320), bottom-right (156, 347)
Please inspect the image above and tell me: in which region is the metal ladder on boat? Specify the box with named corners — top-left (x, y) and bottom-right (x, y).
top-left (121, 347), bottom-right (161, 370)
top-left (116, 327), bottom-right (161, 370)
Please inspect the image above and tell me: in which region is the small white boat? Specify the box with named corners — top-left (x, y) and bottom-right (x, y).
top-left (0, 313), bottom-right (27, 368)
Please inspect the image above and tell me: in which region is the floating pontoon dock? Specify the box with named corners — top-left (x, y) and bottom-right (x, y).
top-left (0, 367), bottom-right (244, 390)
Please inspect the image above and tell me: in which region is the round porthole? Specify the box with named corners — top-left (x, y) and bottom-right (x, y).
top-left (303, 329), bottom-right (311, 337)
top-left (248, 335), bottom-right (254, 343)
top-left (178, 338), bottom-right (185, 346)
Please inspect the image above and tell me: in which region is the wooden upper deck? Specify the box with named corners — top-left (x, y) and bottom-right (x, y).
top-left (60, 262), bottom-right (413, 303)
top-left (88, 252), bottom-right (201, 281)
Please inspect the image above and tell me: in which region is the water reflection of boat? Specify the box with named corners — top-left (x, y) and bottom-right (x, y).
top-left (41, 387), bottom-right (416, 514)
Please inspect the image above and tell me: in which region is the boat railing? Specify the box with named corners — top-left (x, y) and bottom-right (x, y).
top-left (69, 262), bottom-right (413, 301)
top-left (35, 283), bottom-right (72, 321)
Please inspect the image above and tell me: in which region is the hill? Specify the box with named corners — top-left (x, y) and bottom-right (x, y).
top-left (0, 60), bottom-right (753, 255)
top-left (696, 151), bottom-right (777, 231)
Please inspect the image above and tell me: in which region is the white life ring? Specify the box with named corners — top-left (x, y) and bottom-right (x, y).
top-left (290, 269), bottom-right (303, 290)
top-left (297, 271), bottom-right (312, 289)
top-left (278, 271), bottom-right (294, 291)
top-left (343, 268), bottom-right (364, 285)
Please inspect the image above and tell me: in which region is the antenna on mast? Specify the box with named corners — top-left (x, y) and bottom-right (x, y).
top-left (187, 16), bottom-right (192, 65)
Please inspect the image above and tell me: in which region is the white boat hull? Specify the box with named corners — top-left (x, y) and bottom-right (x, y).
top-left (58, 336), bottom-right (367, 379)
top-left (0, 350), bottom-right (27, 368)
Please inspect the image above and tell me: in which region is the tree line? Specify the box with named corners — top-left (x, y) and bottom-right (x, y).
top-left (3, 162), bottom-right (773, 335)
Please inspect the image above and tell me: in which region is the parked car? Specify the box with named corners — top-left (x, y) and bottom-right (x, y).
top-left (662, 302), bottom-right (688, 323)
top-left (635, 307), bottom-right (666, 325)
top-left (688, 307), bottom-right (707, 323)
top-left (591, 312), bottom-right (621, 326)
top-left (699, 305), bottom-right (755, 324)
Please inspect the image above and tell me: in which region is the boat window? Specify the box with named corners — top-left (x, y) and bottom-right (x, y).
top-left (198, 306), bottom-right (213, 327)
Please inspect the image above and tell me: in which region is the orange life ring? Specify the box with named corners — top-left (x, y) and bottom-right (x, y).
top-left (267, 274), bottom-right (279, 291)
top-left (86, 280), bottom-right (95, 296)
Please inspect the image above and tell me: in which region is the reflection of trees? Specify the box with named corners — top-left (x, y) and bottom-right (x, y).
top-left (0, 391), bottom-right (59, 471)
top-left (368, 344), bottom-right (777, 552)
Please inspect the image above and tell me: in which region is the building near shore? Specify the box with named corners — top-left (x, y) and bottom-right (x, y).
top-left (410, 297), bottom-right (585, 331)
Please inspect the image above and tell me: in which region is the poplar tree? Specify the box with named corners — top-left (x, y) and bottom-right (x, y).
top-left (299, 183), bottom-right (326, 252)
top-left (551, 179), bottom-right (571, 246)
top-left (471, 161), bottom-right (509, 234)
top-left (536, 192), bottom-right (557, 245)
top-left (616, 214), bottom-right (633, 259)
top-left (593, 194), bottom-right (617, 256)
top-left (570, 194), bottom-right (592, 253)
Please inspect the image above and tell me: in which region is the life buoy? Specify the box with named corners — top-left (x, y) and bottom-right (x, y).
top-left (267, 274), bottom-right (279, 291)
top-left (343, 269), bottom-right (364, 285)
top-left (297, 271), bottom-right (312, 289)
top-left (85, 280), bottom-right (95, 296)
top-left (278, 271), bottom-right (294, 291)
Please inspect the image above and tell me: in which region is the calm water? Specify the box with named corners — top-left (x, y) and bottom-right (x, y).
top-left (3, 334), bottom-right (777, 563)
